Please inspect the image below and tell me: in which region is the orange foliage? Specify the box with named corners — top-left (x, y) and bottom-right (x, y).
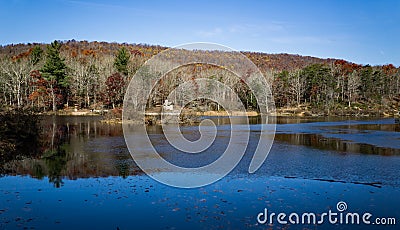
top-left (11, 48), bottom-right (32, 61)
top-left (130, 49), bottom-right (144, 57)
top-left (82, 49), bottom-right (96, 57)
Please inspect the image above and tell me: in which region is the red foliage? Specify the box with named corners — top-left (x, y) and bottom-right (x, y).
top-left (334, 60), bottom-right (361, 75)
top-left (29, 70), bottom-right (49, 103)
top-left (382, 64), bottom-right (396, 75)
top-left (71, 50), bottom-right (78, 58)
top-left (11, 48), bottom-right (32, 61)
top-left (104, 73), bottom-right (125, 107)
top-left (29, 70), bottom-right (64, 108)
top-left (130, 49), bottom-right (144, 57)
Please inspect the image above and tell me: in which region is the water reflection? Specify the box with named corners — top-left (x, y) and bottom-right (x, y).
top-left (1, 116), bottom-right (400, 230)
top-left (275, 117), bottom-right (400, 153)
top-left (0, 111), bottom-right (41, 172)
top-left (1, 116), bottom-right (400, 188)
top-left (1, 116), bottom-right (136, 187)
top-left (275, 133), bottom-right (400, 156)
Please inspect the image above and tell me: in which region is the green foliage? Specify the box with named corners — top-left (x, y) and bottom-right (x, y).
top-left (359, 65), bottom-right (385, 101)
top-left (40, 41), bottom-right (69, 111)
top-left (114, 47), bottom-right (130, 76)
top-left (277, 70), bottom-right (290, 84)
top-left (43, 146), bottom-right (67, 188)
top-left (41, 41), bottom-right (68, 86)
top-left (301, 64), bottom-right (334, 106)
top-left (30, 46), bottom-right (43, 66)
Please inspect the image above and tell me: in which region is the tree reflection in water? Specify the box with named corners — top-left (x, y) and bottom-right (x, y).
top-left (42, 147), bottom-right (68, 188)
top-left (0, 114), bottom-right (135, 187)
top-left (37, 117), bottom-right (70, 187)
top-left (0, 109), bottom-right (41, 171)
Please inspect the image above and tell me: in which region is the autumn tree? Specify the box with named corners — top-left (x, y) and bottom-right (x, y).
top-left (29, 70), bottom-right (51, 111)
top-left (105, 72), bottom-right (125, 109)
top-left (333, 61), bottom-right (361, 107)
top-left (41, 41), bottom-right (69, 112)
top-left (1, 40), bottom-right (399, 114)
top-left (273, 70), bottom-right (291, 107)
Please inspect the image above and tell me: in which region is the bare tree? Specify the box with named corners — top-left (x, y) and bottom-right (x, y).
top-left (346, 71), bottom-right (360, 107)
top-left (289, 70), bottom-right (306, 107)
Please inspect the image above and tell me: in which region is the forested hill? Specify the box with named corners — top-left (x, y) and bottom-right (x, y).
top-left (0, 40), bottom-right (335, 72)
top-left (0, 40), bottom-right (399, 116)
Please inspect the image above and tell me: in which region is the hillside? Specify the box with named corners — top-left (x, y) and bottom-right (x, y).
top-left (1, 40), bottom-right (336, 72)
top-left (0, 40), bottom-right (399, 116)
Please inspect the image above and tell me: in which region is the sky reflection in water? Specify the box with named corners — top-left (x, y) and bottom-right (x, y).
top-left (0, 116), bottom-right (399, 229)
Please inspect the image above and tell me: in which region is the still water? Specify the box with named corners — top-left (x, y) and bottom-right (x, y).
top-left (1, 116), bottom-right (399, 229)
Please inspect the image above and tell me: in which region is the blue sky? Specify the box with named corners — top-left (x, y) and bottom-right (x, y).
top-left (1, 0), bottom-right (399, 66)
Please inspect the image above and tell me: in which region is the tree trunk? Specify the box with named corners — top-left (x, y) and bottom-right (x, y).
top-left (51, 117), bottom-right (56, 149)
top-left (348, 94), bottom-right (351, 107)
top-left (51, 87), bottom-right (56, 112)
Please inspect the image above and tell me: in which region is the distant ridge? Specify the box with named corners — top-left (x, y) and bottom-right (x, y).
top-left (0, 40), bottom-right (368, 72)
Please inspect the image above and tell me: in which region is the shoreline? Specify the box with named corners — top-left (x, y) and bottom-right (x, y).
top-left (31, 110), bottom-right (400, 118)
top-left (104, 109), bottom-right (399, 125)
top-left (2, 108), bottom-right (398, 121)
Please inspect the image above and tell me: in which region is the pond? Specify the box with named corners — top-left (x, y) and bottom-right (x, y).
top-left (0, 116), bottom-right (399, 229)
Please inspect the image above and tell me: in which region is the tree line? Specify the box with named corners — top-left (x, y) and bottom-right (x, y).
top-left (0, 40), bottom-right (399, 115)
top-left (273, 61), bottom-right (400, 114)
top-left (0, 40), bottom-right (143, 112)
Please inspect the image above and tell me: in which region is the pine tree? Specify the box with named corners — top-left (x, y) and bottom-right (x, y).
top-left (41, 41), bottom-right (69, 112)
top-left (114, 47), bottom-right (130, 76)
top-left (30, 46), bottom-right (43, 66)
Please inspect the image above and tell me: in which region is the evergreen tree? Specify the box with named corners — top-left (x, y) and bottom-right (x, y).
top-left (30, 46), bottom-right (43, 66)
top-left (301, 64), bottom-right (333, 106)
top-left (360, 65), bottom-right (373, 101)
top-left (41, 40), bottom-right (69, 112)
top-left (114, 47), bottom-right (130, 76)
